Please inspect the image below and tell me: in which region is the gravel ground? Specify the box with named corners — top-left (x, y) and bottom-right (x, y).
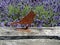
top-left (0, 27), bottom-right (60, 36)
top-left (0, 27), bottom-right (60, 45)
top-left (0, 39), bottom-right (60, 45)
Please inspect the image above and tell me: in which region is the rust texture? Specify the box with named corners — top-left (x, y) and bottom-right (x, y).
top-left (11, 10), bottom-right (36, 25)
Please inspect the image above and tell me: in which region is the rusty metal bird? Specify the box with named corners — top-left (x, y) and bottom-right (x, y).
top-left (11, 10), bottom-right (36, 32)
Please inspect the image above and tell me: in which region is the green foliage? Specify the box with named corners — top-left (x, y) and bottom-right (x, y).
top-left (8, 4), bottom-right (14, 16)
top-left (8, 4), bottom-right (20, 20)
top-left (34, 5), bottom-right (54, 26)
top-left (34, 5), bottom-right (44, 15)
top-left (35, 5), bottom-right (53, 20)
top-left (14, 7), bottom-right (20, 14)
top-left (8, 4), bottom-right (20, 15)
top-left (21, 5), bottom-right (31, 16)
top-left (8, 4), bottom-right (31, 20)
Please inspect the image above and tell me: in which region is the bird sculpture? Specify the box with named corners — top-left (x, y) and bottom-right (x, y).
top-left (11, 10), bottom-right (36, 32)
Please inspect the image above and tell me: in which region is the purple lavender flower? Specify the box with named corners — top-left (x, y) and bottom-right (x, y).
top-left (0, 22), bottom-right (5, 27)
top-left (57, 5), bottom-right (60, 12)
top-left (3, 0), bottom-right (11, 4)
top-left (57, 23), bottom-right (60, 26)
top-left (53, 15), bottom-right (59, 20)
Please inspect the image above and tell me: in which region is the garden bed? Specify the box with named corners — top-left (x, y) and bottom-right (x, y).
top-left (0, 27), bottom-right (60, 36)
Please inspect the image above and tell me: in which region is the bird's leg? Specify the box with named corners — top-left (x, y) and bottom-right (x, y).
top-left (16, 24), bottom-right (31, 32)
top-left (24, 24), bottom-right (29, 30)
top-left (24, 26), bottom-right (28, 30)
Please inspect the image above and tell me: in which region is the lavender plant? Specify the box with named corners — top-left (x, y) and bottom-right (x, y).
top-left (0, 0), bottom-right (60, 27)
top-left (34, 5), bottom-right (54, 27)
top-left (8, 4), bottom-right (20, 20)
top-left (21, 5), bottom-right (31, 17)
